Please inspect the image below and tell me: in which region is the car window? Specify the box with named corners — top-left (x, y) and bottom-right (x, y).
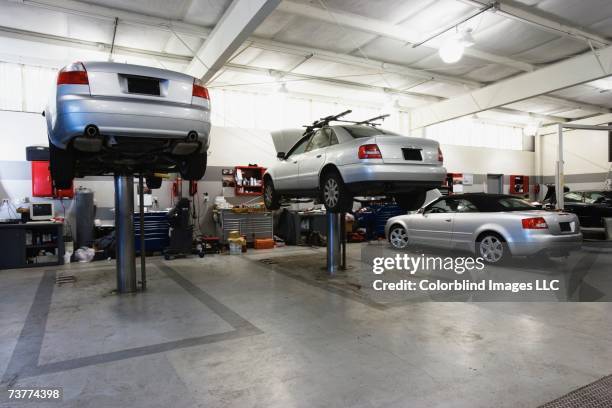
top-left (496, 197), bottom-right (535, 210)
top-left (425, 199), bottom-right (453, 214)
top-left (584, 191), bottom-right (606, 204)
top-left (564, 192), bottom-right (583, 203)
top-left (327, 128), bottom-right (339, 145)
top-left (452, 199), bottom-right (478, 213)
top-left (305, 129), bottom-right (330, 152)
top-left (286, 136), bottom-right (310, 158)
top-left (341, 126), bottom-right (401, 138)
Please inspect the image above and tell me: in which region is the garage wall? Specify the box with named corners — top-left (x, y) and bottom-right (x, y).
top-left (441, 144), bottom-right (534, 195)
top-left (537, 129), bottom-right (611, 194)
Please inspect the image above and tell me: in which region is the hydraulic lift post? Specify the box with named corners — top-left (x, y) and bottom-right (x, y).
top-left (326, 212), bottom-right (345, 275)
top-left (114, 174), bottom-right (137, 293)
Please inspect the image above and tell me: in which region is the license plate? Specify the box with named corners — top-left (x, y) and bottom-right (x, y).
top-left (127, 76), bottom-right (160, 95)
top-left (402, 148), bottom-right (422, 161)
top-left (559, 222), bottom-right (571, 232)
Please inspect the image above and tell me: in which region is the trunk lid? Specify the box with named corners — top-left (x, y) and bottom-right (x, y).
top-left (83, 61), bottom-right (194, 104)
top-left (374, 135), bottom-right (441, 165)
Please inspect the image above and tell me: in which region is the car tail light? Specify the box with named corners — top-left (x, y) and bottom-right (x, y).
top-left (192, 79), bottom-right (209, 99)
top-left (522, 217), bottom-right (548, 229)
top-left (358, 144), bottom-right (382, 159)
top-left (57, 62), bottom-right (88, 85)
top-left (438, 147), bottom-right (444, 162)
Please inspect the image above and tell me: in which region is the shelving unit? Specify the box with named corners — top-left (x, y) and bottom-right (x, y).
top-left (0, 222), bottom-right (64, 269)
top-left (234, 166), bottom-right (266, 196)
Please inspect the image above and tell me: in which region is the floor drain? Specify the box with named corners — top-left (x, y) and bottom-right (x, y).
top-left (56, 275), bottom-right (76, 285)
top-left (259, 259), bottom-right (277, 265)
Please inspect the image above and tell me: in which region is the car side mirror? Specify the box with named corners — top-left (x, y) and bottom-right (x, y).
top-left (277, 152), bottom-right (286, 160)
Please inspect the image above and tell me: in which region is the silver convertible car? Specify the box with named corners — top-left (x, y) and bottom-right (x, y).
top-left (264, 111), bottom-right (446, 213)
top-left (45, 61), bottom-right (211, 189)
top-left (385, 194), bottom-right (582, 264)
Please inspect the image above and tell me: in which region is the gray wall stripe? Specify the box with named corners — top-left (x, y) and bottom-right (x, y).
top-left (1, 160), bottom-right (609, 185)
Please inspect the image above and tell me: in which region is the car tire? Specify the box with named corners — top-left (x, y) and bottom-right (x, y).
top-left (321, 170), bottom-right (353, 213)
top-left (263, 178), bottom-right (281, 210)
top-left (394, 191), bottom-right (427, 212)
top-left (476, 232), bottom-right (508, 264)
top-left (49, 140), bottom-right (75, 190)
top-left (389, 224), bottom-right (409, 249)
top-left (179, 152), bottom-right (207, 181)
top-left (146, 176), bottom-right (162, 189)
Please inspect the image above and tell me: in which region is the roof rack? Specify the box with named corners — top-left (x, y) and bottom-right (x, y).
top-left (304, 110), bottom-right (352, 133)
top-left (303, 110), bottom-right (390, 134)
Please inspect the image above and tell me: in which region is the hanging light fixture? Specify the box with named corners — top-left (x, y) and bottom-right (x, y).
top-left (439, 28), bottom-right (475, 64)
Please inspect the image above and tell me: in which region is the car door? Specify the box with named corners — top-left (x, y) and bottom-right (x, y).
top-left (584, 191), bottom-right (612, 227)
top-left (298, 128), bottom-right (331, 190)
top-left (274, 135), bottom-right (310, 191)
top-left (408, 198), bottom-right (454, 249)
top-left (447, 198), bottom-right (480, 251)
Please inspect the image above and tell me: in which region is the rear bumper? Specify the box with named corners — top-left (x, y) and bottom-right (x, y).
top-left (49, 96), bottom-right (210, 150)
top-left (339, 163), bottom-right (446, 193)
top-left (508, 233), bottom-right (583, 256)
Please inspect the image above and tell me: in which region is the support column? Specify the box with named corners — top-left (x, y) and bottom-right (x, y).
top-left (556, 124), bottom-right (565, 210)
top-left (114, 174), bottom-right (137, 293)
top-left (326, 212), bottom-right (341, 275)
top-left (138, 175), bottom-right (146, 290)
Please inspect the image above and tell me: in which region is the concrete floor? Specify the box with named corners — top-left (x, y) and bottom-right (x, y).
top-left (1, 243), bottom-right (612, 407)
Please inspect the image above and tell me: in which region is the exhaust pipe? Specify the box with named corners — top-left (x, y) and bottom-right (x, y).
top-left (75, 125), bottom-right (102, 152)
top-left (85, 125), bottom-right (99, 138)
top-left (186, 131), bottom-right (198, 142)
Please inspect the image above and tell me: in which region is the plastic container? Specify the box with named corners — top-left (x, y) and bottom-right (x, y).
top-left (229, 242), bottom-right (242, 255)
top-left (254, 238), bottom-right (275, 249)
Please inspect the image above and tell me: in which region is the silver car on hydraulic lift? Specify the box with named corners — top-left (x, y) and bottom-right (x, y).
top-left (45, 61), bottom-right (211, 189)
top-left (264, 111), bottom-right (447, 213)
top-left (385, 193), bottom-right (583, 264)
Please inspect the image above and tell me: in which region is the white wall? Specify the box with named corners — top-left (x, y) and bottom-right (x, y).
top-left (537, 129), bottom-right (611, 193)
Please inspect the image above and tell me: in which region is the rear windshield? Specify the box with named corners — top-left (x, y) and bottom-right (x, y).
top-left (341, 126), bottom-right (401, 138)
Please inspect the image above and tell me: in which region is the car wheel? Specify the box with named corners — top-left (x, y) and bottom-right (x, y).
top-left (179, 152), bottom-right (207, 180)
top-left (394, 191), bottom-right (427, 212)
top-left (389, 225), bottom-right (409, 249)
top-left (49, 140), bottom-right (75, 190)
top-left (263, 178), bottom-right (281, 210)
top-left (321, 171), bottom-right (353, 213)
top-left (146, 176), bottom-right (162, 189)
top-left (477, 233), bottom-right (507, 264)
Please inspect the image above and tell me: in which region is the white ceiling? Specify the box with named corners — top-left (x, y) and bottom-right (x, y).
top-left (0, 0), bottom-right (610, 127)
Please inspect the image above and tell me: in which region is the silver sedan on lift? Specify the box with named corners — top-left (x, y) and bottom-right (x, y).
top-left (264, 111), bottom-right (447, 213)
top-left (385, 193), bottom-right (583, 264)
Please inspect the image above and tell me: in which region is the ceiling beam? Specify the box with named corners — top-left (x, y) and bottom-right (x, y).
top-left (409, 44), bottom-right (612, 129)
top-left (458, 0), bottom-right (610, 47)
top-left (185, 0), bottom-right (281, 82)
top-left (221, 62), bottom-right (444, 102)
top-left (278, 0), bottom-right (535, 72)
top-left (537, 95), bottom-right (611, 115)
top-left (0, 25), bottom-right (192, 64)
top-left (539, 113), bottom-right (612, 135)
top-left (22, 0), bottom-right (211, 38)
top-left (246, 38), bottom-right (482, 88)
